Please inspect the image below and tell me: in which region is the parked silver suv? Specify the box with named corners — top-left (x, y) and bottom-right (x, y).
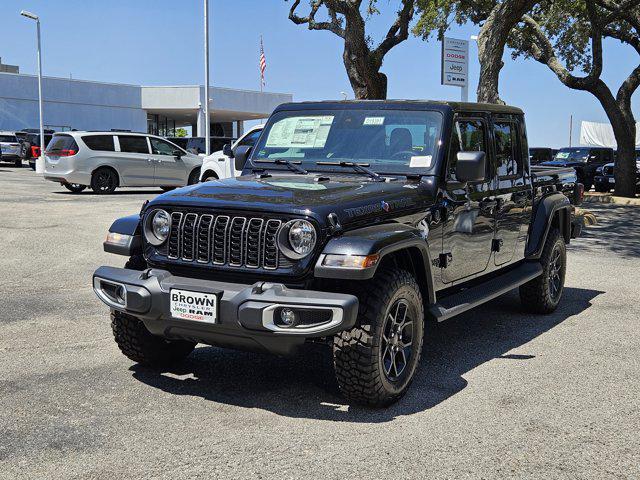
top-left (43, 132), bottom-right (202, 194)
top-left (0, 131), bottom-right (23, 167)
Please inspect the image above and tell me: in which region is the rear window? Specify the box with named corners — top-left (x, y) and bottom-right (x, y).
top-left (118, 136), bottom-right (149, 154)
top-left (46, 135), bottom-right (79, 153)
top-left (83, 135), bottom-right (115, 152)
top-left (0, 135), bottom-right (18, 143)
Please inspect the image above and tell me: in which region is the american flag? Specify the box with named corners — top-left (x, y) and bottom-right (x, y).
top-left (259, 36), bottom-right (267, 89)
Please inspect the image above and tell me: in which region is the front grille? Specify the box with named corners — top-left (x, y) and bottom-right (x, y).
top-left (162, 211), bottom-right (283, 270)
top-left (603, 165), bottom-right (614, 176)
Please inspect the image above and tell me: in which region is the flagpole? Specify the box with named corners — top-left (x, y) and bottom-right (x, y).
top-left (260, 35), bottom-right (263, 93)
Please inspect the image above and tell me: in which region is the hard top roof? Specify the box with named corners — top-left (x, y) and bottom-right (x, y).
top-left (274, 99), bottom-right (524, 115)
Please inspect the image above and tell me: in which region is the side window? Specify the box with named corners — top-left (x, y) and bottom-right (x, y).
top-left (118, 136), bottom-right (149, 154)
top-left (150, 137), bottom-right (178, 155)
top-left (82, 135), bottom-right (115, 152)
top-left (493, 121), bottom-right (522, 177)
top-left (449, 119), bottom-right (486, 179)
top-left (237, 130), bottom-right (262, 147)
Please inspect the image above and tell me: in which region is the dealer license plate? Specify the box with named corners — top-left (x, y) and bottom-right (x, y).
top-left (609, 178), bottom-right (615, 183)
top-left (170, 289), bottom-right (218, 323)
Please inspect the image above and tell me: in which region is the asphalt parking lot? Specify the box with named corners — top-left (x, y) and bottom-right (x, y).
top-left (1, 165), bottom-right (639, 479)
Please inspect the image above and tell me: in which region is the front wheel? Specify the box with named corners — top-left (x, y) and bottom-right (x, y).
top-left (111, 311), bottom-right (196, 367)
top-left (595, 184), bottom-right (610, 193)
top-left (14, 158), bottom-right (22, 167)
top-left (64, 183), bottom-right (86, 193)
top-left (520, 228), bottom-right (566, 314)
top-left (187, 168), bottom-right (201, 185)
top-left (333, 268), bottom-right (424, 407)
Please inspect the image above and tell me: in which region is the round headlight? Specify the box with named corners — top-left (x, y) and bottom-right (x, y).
top-left (279, 219), bottom-right (317, 259)
top-left (145, 209), bottom-right (171, 245)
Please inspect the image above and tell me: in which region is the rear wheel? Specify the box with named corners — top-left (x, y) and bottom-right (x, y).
top-left (64, 183), bottom-right (86, 193)
top-left (111, 311), bottom-right (196, 367)
top-left (520, 228), bottom-right (566, 314)
top-left (91, 168), bottom-right (118, 194)
top-left (333, 268), bottom-right (424, 407)
top-left (14, 158), bottom-right (22, 167)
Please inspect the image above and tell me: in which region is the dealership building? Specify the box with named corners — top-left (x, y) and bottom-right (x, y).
top-left (0, 71), bottom-right (292, 138)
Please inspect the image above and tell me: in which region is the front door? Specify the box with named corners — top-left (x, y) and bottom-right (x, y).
top-left (441, 116), bottom-right (496, 284)
top-left (491, 116), bottom-right (531, 265)
top-left (149, 137), bottom-right (187, 186)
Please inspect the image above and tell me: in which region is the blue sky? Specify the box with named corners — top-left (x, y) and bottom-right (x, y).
top-left (2, 0), bottom-right (638, 147)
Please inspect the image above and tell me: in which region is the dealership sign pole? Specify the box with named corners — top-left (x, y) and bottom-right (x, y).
top-left (441, 37), bottom-right (469, 102)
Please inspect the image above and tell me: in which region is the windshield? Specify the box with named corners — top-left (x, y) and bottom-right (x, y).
top-left (554, 148), bottom-right (590, 161)
top-left (251, 109), bottom-right (443, 174)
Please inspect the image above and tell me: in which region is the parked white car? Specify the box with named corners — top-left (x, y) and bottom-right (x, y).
top-left (0, 131), bottom-right (23, 166)
top-left (200, 124), bottom-right (264, 181)
top-left (43, 131), bottom-right (202, 194)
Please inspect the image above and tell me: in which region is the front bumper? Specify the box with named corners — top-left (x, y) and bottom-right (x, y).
top-left (93, 266), bottom-right (359, 355)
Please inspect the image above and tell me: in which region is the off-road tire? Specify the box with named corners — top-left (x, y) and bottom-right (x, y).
top-left (111, 311), bottom-right (196, 367)
top-left (91, 167), bottom-right (118, 194)
top-left (520, 228), bottom-right (566, 314)
top-left (333, 268), bottom-right (424, 407)
top-left (64, 183), bottom-right (86, 193)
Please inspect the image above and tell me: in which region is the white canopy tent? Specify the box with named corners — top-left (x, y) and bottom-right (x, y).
top-left (580, 120), bottom-right (640, 148)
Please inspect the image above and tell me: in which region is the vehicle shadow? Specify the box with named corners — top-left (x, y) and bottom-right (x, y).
top-left (574, 203), bottom-right (640, 258)
top-left (52, 189), bottom-right (164, 196)
top-left (131, 286), bottom-right (603, 422)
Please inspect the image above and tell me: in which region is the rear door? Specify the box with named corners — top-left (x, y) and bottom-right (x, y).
top-left (491, 115), bottom-right (531, 266)
top-left (441, 116), bottom-right (496, 284)
top-left (149, 137), bottom-right (188, 186)
top-left (116, 135), bottom-right (154, 186)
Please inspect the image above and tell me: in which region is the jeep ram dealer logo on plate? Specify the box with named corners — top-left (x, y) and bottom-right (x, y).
top-left (170, 289), bottom-right (218, 323)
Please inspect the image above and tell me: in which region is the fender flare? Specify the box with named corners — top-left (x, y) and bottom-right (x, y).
top-left (104, 215), bottom-right (142, 256)
top-left (526, 193), bottom-right (571, 259)
top-left (314, 223), bottom-right (437, 304)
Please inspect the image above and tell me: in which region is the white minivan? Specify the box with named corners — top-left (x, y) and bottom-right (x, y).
top-left (199, 124), bottom-right (264, 182)
top-left (43, 132), bottom-right (202, 194)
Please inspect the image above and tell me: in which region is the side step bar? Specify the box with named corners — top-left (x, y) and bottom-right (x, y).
top-left (429, 262), bottom-right (543, 322)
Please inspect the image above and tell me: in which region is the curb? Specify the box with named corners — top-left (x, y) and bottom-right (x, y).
top-left (583, 193), bottom-right (640, 206)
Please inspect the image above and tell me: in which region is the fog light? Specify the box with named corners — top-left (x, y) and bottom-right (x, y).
top-left (280, 308), bottom-right (297, 326)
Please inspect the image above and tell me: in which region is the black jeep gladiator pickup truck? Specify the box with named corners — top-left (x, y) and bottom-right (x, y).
top-left (93, 101), bottom-right (582, 407)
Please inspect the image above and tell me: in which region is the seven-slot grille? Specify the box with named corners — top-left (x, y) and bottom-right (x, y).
top-left (165, 211), bottom-right (282, 270)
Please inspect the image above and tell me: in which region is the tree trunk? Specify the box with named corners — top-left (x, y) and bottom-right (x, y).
top-left (342, 14), bottom-right (388, 99)
top-left (476, 30), bottom-right (506, 104)
top-left (612, 120), bottom-right (637, 198)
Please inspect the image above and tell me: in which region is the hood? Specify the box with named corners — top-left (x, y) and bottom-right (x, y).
top-left (540, 159), bottom-right (585, 167)
top-left (148, 173), bottom-right (437, 228)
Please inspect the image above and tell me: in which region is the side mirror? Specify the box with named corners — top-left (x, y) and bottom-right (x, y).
top-left (234, 145), bottom-right (252, 172)
top-left (172, 149), bottom-right (183, 159)
top-left (455, 151), bottom-right (486, 183)
top-left (222, 143), bottom-right (234, 158)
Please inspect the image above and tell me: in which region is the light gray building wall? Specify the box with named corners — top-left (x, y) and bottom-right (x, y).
top-left (0, 72), bottom-right (292, 135)
top-left (0, 72), bottom-right (146, 131)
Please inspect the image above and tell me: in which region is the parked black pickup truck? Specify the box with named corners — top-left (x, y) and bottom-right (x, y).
top-left (541, 146), bottom-right (614, 191)
top-left (93, 101), bottom-right (582, 407)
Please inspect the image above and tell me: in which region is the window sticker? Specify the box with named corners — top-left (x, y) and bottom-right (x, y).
top-left (265, 116), bottom-right (334, 149)
top-left (556, 152), bottom-right (569, 159)
top-left (409, 155), bottom-right (432, 168)
top-left (363, 116), bottom-right (385, 126)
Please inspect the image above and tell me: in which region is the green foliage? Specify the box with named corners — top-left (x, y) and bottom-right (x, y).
top-left (175, 128), bottom-right (187, 138)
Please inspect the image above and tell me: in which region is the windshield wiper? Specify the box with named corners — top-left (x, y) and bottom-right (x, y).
top-left (317, 161), bottom-right (385, 182)
top-left (254, 158), bottom-right (308, 174)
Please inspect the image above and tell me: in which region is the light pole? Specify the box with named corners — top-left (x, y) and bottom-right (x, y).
top-left (21, 10), bottom-right (45, 173)
top-left (203, 0), bottom-right (211, 156)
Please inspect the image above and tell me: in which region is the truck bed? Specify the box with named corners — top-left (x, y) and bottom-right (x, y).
top-left (531, 164), bottom-right (580, 205)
